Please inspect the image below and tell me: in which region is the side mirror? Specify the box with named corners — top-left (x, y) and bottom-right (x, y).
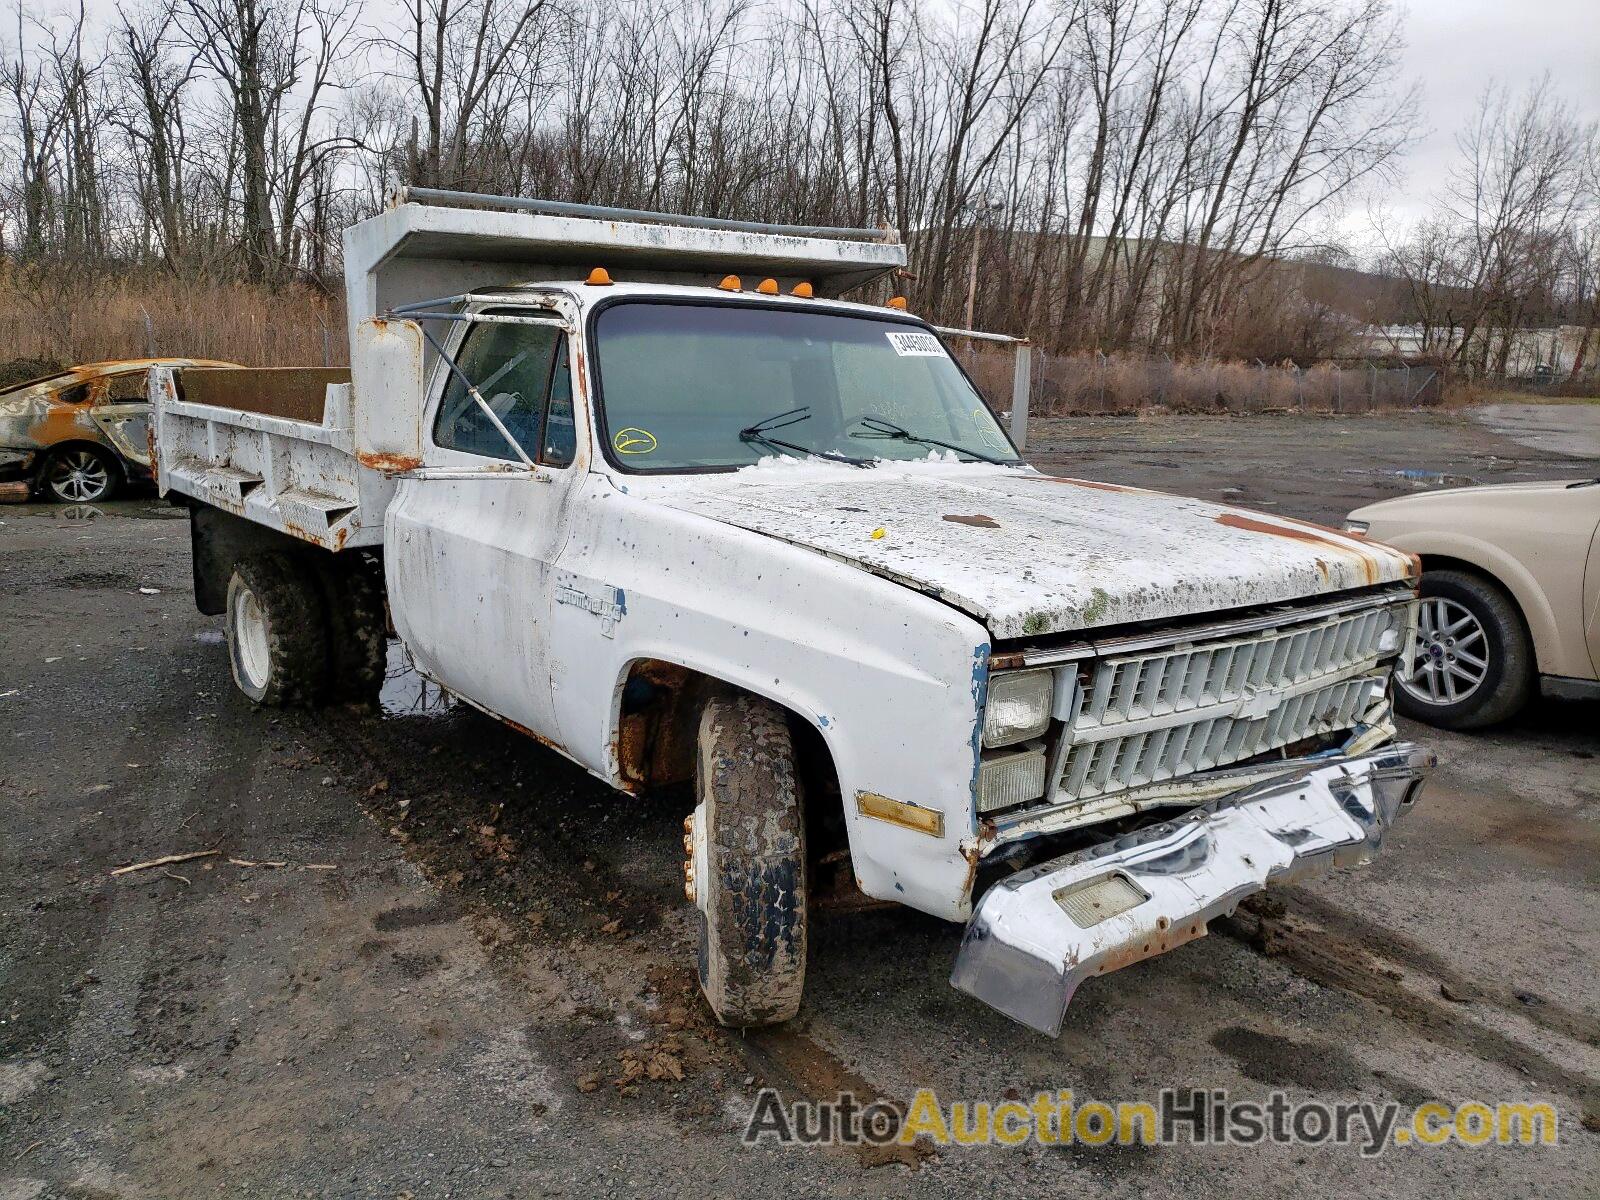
top-left (351, 317), bottom-right (425, 472)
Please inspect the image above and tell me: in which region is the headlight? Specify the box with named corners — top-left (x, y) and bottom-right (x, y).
top-left (1343, 518), bottom-right (1369, 536)
top-left (984, 669), bottom-right (1053, 747)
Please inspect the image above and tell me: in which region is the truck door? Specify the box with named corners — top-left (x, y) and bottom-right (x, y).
top-left (385, 309), bottom-right (581, 741)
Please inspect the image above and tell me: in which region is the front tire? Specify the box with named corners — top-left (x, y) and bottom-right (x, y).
top-left (225, 555), bottom-right (331, 706)
top-left (1396, 568), bottom-right (1534, 729)
top-left (688, 693), bottom-right (807, 1028)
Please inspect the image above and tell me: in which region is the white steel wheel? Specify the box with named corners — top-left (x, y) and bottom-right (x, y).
top-left (44, 446), bottom-right (116, 503)
top-left (1400, 596), bottom-right (1488, 705)
top-left (231, 585), bottom-right (273, 693)
top-left (223, 555), bottom-right (331, 707)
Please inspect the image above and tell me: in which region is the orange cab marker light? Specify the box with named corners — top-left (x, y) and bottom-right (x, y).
top-left (791, 281), bottom-right (814, 298)
top-left (719, 274), bottom-right (742, 291)
top-left (887, 295), bottom-right (908, 310)
top-left (586, 267), bottom-right (613, 286)
top-left (757, 277), bottom-right (780, 295)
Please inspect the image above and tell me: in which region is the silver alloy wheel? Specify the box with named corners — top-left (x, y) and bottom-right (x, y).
top-left (232, 586), bottom-right (272, 692)
top-left (46, 447), bottom-right (112, 503)
top-left (1399, 596), bottom-right (1489, 706)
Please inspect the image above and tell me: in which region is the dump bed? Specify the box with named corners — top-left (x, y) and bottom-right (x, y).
top-left (150, 365), bottom-right (393, 552)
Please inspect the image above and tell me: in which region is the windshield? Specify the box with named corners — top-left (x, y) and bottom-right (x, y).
top-left (591, 301), bottom-right (1019, 471)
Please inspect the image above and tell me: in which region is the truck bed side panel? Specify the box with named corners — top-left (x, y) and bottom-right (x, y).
top-left (150, 366), bottom-right (393, 552)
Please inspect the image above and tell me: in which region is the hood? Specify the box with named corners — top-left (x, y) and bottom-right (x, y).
top-left (1350, 477), bottom-right (1598, 519)
top-left (651, 461), bottom-right (1415, 639)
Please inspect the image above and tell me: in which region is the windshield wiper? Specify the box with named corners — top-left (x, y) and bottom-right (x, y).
top-left (739, 406), bottom-right (872, 467)
top-left (849, 415), bottom-right (1013, 465)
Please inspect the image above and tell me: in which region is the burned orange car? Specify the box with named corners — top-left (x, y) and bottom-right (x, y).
top-left (0, 358), bottom-right (236, 502)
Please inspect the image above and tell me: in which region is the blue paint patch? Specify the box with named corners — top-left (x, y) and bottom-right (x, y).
top-left (969, 643), bottom-right (990, 814)
top-left (818, 715), bottom-right (831, 728)
top-left (612, 587), bottom-right (627, 616)
top-left (894, 882), bottom-right (904, 893)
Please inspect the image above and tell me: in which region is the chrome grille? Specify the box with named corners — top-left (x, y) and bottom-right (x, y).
top-left (1051, 602), bottom-right (1408, 803)
top-left (1059, 674), bottom-right (1383, 800)
top-left (1078, 605), bottom-right (1400, 732)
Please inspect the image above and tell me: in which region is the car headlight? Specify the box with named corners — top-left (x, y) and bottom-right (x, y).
top-left (1343, 518), bottom-right (1369, 535)
top-left (984, 669), bottom-right (1053, 747)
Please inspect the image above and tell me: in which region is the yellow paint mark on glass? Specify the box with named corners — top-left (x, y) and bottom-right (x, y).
top-left (613, 427), bottom-right (658, 455)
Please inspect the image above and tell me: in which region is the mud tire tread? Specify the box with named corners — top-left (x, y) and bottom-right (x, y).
top-left (315, 556), bottom-right (388, 705)
top-left (695, 693), bottom-right (807, 1028)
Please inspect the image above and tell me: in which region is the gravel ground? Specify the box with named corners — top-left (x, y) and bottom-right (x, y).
top-left (1, 406), bottom-right (1596, 1198)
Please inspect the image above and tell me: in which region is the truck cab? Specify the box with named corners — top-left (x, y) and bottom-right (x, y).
top-left (152, 191), bottom-right (1433, 1036)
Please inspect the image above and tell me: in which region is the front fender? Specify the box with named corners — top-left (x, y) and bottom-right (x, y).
top-left (547, 477), bottom-right (989, 920)
top-left (1386, 529), bottom-right (1578, 678)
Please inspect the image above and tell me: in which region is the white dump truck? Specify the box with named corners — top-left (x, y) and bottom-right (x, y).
top-left (151, 190), bottom-right (1433, 1034)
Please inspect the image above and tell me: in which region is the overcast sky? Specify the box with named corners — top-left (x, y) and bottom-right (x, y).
top-left (65, 0), bottom-right (1600, 250)
top-left (1354, 0), bottom-right (1600, 239)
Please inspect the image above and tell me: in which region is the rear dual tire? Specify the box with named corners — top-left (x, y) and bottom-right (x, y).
top-left (224, 553), bottom-right (386, 707)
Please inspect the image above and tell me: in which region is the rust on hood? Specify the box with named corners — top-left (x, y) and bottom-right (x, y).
top-left (1214, 511), bottom-right (1400, 587)
top-left (942, 513), bottom-right (1000, 528)
top-left (654, 463), bottom-right (1419, 639)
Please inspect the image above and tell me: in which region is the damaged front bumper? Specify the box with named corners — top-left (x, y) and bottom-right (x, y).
top-left (950, 743), bottom-right (1434, 1035)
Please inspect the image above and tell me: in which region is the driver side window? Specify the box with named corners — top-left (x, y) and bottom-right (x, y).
top-left (433, 315), bottom-right (573, 466)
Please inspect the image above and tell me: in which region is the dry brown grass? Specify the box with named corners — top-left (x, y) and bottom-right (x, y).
top-left (0, 265), bottom-right (348, 369)
top-left (1441, 381), bottom-right (1600, 408)
top-left (965, 349), bottom-right (1445, 415)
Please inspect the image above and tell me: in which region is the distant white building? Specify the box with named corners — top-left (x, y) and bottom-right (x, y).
top-left (1352, 324), bottom-right (1592, 377)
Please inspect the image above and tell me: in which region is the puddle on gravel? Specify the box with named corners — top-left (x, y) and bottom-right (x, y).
top-left (1345, 468), bottom-right (1480, 489)
top-left (380, 642), bottom-right (454, 717)
top-left (0, 500), bottom-right (185, 523)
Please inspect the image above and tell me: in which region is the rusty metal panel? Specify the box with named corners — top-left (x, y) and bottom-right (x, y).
top-left (179, 367), bottom-right (350, 424)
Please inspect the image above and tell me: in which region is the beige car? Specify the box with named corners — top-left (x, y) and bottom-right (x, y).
top-left (1346, 479), bottom-right (1600, 727)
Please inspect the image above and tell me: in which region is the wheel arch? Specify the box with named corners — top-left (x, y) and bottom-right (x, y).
top-left (608, 654), bottom-right (842, 801)
top-left (189, 502), bottom-right (356, 615)
top-left (1410, 543), bottom-right (1553, 673)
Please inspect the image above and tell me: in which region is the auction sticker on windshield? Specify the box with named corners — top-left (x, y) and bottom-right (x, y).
top-left (886, 331), bottom-right (947, 357)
